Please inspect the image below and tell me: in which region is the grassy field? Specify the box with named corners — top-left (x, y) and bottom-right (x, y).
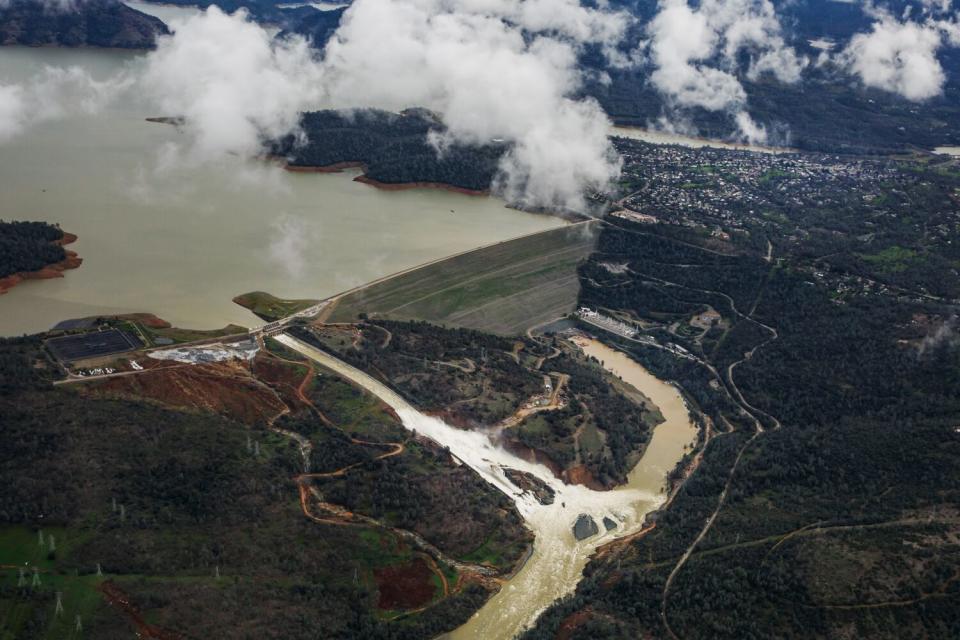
top-left (233, 291), bottom-right (319, 322)
top-left (140, 323), bottom-right (248, 345)
top-left (0, 526), bottom-right (105, 640)
top-left (328, 222), bottom-right (598, 335)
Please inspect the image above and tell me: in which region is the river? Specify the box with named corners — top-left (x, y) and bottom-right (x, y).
top-left (0, 44), bottom-right (562, 336)
top-left (274, 333), bottom-right (697, 640)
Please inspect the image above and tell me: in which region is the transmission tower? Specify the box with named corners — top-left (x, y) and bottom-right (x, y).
top-left (54, 592), bottom-right (64, 617)
top-left (31, 567), bottom-right (40, 588)
top-left (17, 567), bottom-right (25, 587)
top-left (75, 615), bottom-right (83, 633)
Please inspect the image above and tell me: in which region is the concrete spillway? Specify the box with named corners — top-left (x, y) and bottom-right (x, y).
top-left (275, 334), bottom-right (696, 640)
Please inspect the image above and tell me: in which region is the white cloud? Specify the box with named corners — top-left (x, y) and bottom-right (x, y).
top-left (138, 2), bottom-right (625, 212)
top-left (0, 65), bottom-right (128, 143)
top-left (320, 0), bottom-right (622, 210)
top-left (643, 0), bottom-right (806, 142)
top-left (918, 315), bottom-right (959, 356)
top-left (141, 8), bottom-right (323, 159)
top-left (267, 213), bottom-right (314, 278)
top-left (841, 14), bottom-right (947, 101)
top-left (734, 111), bottom-right (767, 145)
top-left (0, 0), bottom-right (82, 11)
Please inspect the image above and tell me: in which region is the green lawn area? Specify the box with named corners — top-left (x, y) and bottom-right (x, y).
top-left (143, 323), bottom-right (249, 345)
top-left (0, 526), bottom-right (105, 640)
top-left (858, 245), bottom-right (920, 273)
top-left (309, 375), bottom-right (406, 440)
top-left (578, 422), bottom-right (604, 455)
top-left (233, 291), bottom-right (319, 322)
top-left (329, 223), bottom-right (597, 335)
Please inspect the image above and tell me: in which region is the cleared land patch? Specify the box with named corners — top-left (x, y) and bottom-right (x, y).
top-left (328, 222), bottom-right (598, 335)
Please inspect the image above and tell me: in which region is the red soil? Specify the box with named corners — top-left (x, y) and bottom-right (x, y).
top-left (502, 437), bottom-right (566, 479)
top-left (561, 463), bottom-right (607, 491)
top-left (98, 581), bottom-right (187, 640)
top-left (500, 438), bottom-right (610, 490)
top-left (374, 557), bottom-right (437, 610)
top-left (556, 608), bottom-right (594, 640)
top-left (86, 362), bottom-right (287, 426)
top-left (0, 231), bottom-right (82, 295)
top-left (253, 353), bottom-right (312, 414)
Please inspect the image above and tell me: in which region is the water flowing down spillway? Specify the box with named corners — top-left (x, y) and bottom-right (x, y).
top-left (275, 334), bottom-right (697, 640)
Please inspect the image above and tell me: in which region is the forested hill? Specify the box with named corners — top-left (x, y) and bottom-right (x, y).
top-left (590, 0), bottom-right (960, 153)
top-left (0, 220), bottom-right (66, 280)
top-left (525, 149), bottom-right (960, 638)
top-left (277, 0), bottom-right (960, 154)
top-left (277, 109), bottom-right (506, 192)
top-left (277, 5), bottom-right (345, 47)
top-left (0, 0), bottom-right (168, 49)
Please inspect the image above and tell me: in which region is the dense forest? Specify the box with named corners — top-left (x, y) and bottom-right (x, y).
top-left (0, 335), bottom-right (527, 638)
top-left (276, 109), bottom-right (505, 191)
top-left (269, 0), bottom-right (960, 153)
top-left (278, 5), bottom-right (346, 47)
top-left (592, 0), bottom-right (960, 152)
top-left (290, 320), bottom-right (661, 487)
top-left (0, 0), bottom-right (167, 48)
top-left (524, 197), bottom-right (960, 637)
top-left (0, 221), bottom-right (66, 280)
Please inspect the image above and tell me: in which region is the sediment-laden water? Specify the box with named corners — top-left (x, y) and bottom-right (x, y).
top-left (0, 46), bottom-right (562, 336)
top-left (275, 333), bottom-right (697, 640)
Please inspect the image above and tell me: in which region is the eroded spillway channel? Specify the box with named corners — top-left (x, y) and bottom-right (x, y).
top-left (274, 334), bottom-right (697, 640)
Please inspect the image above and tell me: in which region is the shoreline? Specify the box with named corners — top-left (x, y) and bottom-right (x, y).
top-left (0, 231), bottom-right (82, 295)
top-left (283, 160), bottom-right (367, 174)
top-left (353, 175), bottom-right (489, 197)
top-left (282, 159), bottom-right (490, 196)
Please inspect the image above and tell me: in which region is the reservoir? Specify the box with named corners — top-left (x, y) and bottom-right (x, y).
top-left (1, 28), bottom-right (696, 640)
top-left (0, 45), bottom-right (563, 336)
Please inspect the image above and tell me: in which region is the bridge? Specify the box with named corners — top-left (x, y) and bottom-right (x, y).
top-left (248, 300), bottom-right (330, 337)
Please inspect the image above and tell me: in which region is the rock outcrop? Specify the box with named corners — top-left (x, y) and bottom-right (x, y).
top-left (573, 514), bottom-right (599, 541)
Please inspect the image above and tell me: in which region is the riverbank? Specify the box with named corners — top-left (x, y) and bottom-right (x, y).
top-left (272, 332), bottom-right (696, 640)
top-left (0, 232), bottom-right (82, 295)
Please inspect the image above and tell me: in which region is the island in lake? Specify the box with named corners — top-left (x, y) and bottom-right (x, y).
top-left (0, 220), bottom-right (81, 295)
